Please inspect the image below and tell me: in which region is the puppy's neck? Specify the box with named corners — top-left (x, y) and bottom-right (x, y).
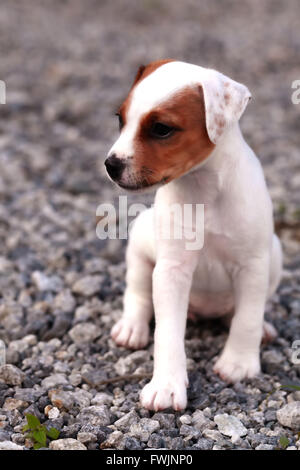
top-left (195, 123), bottom-right (246, 175)
top-left (160, 123), bottom-right (248, 205)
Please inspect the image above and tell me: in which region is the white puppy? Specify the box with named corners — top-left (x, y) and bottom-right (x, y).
top-left (105, 60), bottom-right (282, 411)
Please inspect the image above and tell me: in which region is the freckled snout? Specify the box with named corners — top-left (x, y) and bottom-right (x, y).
top-left (104, 154), bottom-right (126, 181)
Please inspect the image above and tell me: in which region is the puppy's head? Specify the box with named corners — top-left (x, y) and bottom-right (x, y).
top-left (105, 60), bottom-right (251, 191)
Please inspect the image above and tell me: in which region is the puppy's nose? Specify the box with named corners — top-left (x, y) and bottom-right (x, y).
top-left (104, 154), bottom-right (125, 180)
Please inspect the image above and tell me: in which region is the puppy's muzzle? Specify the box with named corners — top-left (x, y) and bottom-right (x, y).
top-left (105, 154), bottom-right (125, 181)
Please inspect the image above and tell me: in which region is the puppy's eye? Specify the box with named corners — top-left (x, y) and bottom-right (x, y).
top-left (115, 113), bottom-right (124, 131)
top-left (150, 122), bottom-right (176, 139)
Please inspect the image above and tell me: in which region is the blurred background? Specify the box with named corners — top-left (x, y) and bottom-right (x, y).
top-left (0, 0), bottom-right (299, 450)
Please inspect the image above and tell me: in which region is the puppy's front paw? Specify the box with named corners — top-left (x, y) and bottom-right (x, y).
top-left (213, 349), bottom-right (260, 383)
top-left (111, 317), bottom-right (149, 350)
top-left (140, 374), bottom-right (188, 411)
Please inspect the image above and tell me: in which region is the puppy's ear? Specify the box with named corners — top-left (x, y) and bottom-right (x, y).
top-left (200, 70), bottom-right (251, 144)
top-left (130, 65), bottom-right (146, 89)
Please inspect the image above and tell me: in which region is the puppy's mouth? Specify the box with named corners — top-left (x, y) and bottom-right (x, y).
top-left (117, 177), bottom-right (169, 192)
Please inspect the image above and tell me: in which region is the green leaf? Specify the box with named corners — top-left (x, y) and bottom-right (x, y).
top-left (46, 427), bottom-right (60, 440)
top-left (33, 442), bottom-right (44, 450)
top-left (22, 424), bottom-right (30, 432)
top-left (280, 384), bottom-right (300, 391)
top-left (33, 430), bottom-right (47, 446)
top-left (279, 436), bottom-right (289, 449)
top-left (26, 414), bottom-right (40, 430)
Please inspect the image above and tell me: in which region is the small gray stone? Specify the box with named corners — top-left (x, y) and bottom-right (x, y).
top-left (193, 438), bottom-right (213, 450)
top-left (262, 350), bottom-right (284, 364)
top-left (100, 430), bottom-right (125, 450)
top-left (91, 392), bottom-right (113, 406)
top-left (41, 373), bottom-right (68, 389)
top-left (72, 275), bottom-right (103, 297)
top-left (114, 410), bottom-right (139, 431)
top-left (32, 271), bottom-right (63, 292)
top-left (255, 443), bottom-right (274, 450)
top-left (73, 389), bottom-right (93, 408)
top-left (78, 405), bottom-right (111, 426)
top-left (191, 409), bottom-right (209, 431)
top-left (129, 418), bottom-right (160, 442)
top-left (53, 289), bottom-right (76, 313)
top-left (48, 390), bottom-right (75, 410)
top-left (124, 436), bottom-right (143, 450)
top-left (0, 431), bottom-right (12, 442)
top-left (14, 388), bottom-right (44, 403)
top-left (8, 335), bottom-right (37, 354)
top-left (3, 398), bottom-right (28, 411)
top-left (0, 364), bottom-right (25, 386)
top-left (0, 441), bottom-right (24, 450)
top-left (152, 413), bottom-right (175, 429)
top-left (214, 414), bottom-right (247, 439)
top-left (114, 350), bottom-right (150, 375)
top-left (179, 424), bottom-right (200, 439)
top-left (179, 414), bottom-right (192, 425)
top-left (49, 438), bottom-right (87, 450)
top-left (48, 407), bottom-right (60, 420)
top-left (276, 402), bottom-right (300, 429)
top-left (69, 322), bottom-right (101, 344)
top-left (77, 432), bottom-right (97, 444)
top-left (147, 433), bottom-right (165, 449)
top-left (264, 410), bottom-right (277, 422)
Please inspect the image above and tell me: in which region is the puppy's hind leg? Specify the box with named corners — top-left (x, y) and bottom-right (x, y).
top-left (222, 312), bottom-right (277, 344)
top-left (111, 211), bottom-right (154, 350)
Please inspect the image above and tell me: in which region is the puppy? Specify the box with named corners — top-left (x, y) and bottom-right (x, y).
top-left (105, 60), bottom-right (282, 411)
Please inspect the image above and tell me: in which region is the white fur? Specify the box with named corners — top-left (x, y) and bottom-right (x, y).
top-left (109, 62), bottom-right (282, 411)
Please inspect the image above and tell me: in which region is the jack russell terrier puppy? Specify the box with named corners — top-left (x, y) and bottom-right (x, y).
top-left (105, 60), bottom-right (282, 411)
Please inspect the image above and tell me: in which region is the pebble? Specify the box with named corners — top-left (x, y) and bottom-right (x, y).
top-left (49, 438), bottom-right (87, 450)
top-left (114, 410), bottom-right (139, 431)
top-left (114, 350), bottom-right (150, 375)
top-left (77, 432), bottom-right (97, 443)
top-left (48, 390), bottom-right (75, 410)
top-left (179, 414), bottom-right (192, 425)
top-left (91, 392), bottom-right (113, 406)
top-left (53, 289), bottom-right (76, 313)
top-left (0, 365), bottom-right (25, 386)
top-left (72, 275), bottom-right (103, 297)
top-left (214, 414), bottom-right (247, 439)
top-left (100, 430), bottom-right (125, 449)
top-left (2, 398), bottom-right (28, 411)
top-left (191, 410), bottom-right (210, 430)
top-left (78, 405), bottom-right (111, 426)
top-left (48, 407), bottom-right (60, 420)
top-left (41, 373), bottom-right (68, 389)
top-left (276, 402), bottom-right (300, 429)
top-left (255, 444), bottom-right (274, 450)
top-left (0, 441), bottom-right (24, 450)
top-left (152, 413), bottom-right (175, 429)
top-left (68, 322), bottom-right (101, 344)
top-left (129, 418), bottom-right (160, 442)
top-left (32, 271), bottom-right (63, 292)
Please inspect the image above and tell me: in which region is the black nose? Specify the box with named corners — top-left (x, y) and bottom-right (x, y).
top-left (104, 154), bottom-right (125, 180)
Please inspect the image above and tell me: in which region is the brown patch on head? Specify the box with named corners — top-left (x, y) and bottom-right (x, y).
top-left (130, 85), bottom-right (215, 187)
top-left (117, 59), bottom-right (175, 128)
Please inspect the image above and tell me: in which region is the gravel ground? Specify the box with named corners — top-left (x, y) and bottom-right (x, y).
top-left (0, 0), bottom-right (300, 451)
